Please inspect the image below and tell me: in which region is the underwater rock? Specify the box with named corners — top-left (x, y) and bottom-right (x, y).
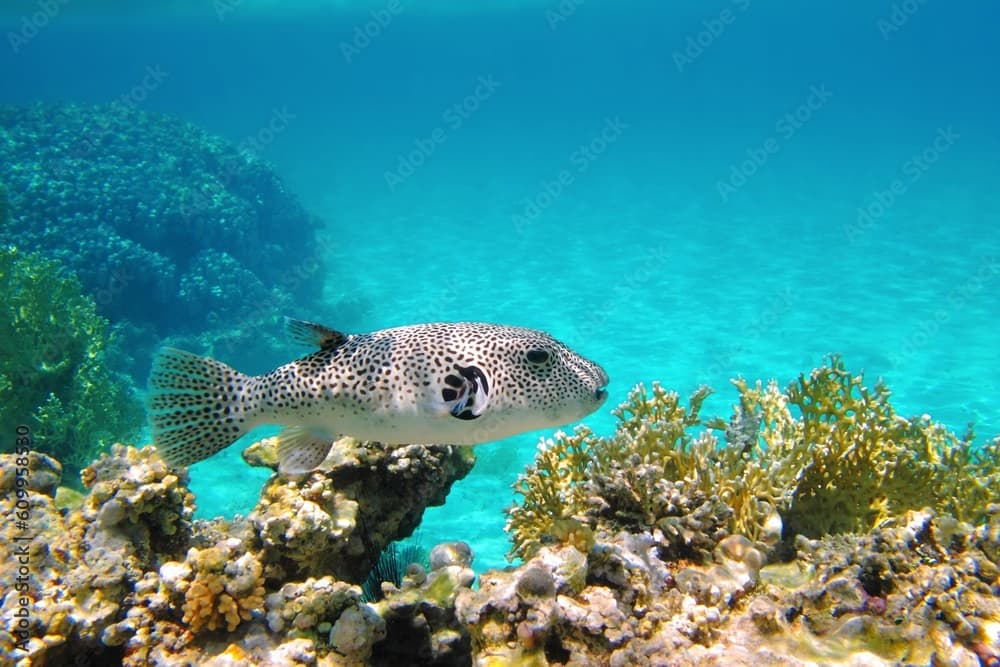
top-left (0, 450), bottom-right (62, 497)
top-left (774, 509), bottom-right (1000, 665)
top-left (0, 440), bottom-right (477, 666)
top-left (371, 543), bottom-right (476, 666)
top-left (247, 437), bottom-right (475, 582)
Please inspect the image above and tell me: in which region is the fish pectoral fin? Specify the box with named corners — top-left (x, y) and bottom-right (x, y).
top-left (276, 426), bottom-right (336, 475)
top-left (284, 317), bottom-right (349, 351)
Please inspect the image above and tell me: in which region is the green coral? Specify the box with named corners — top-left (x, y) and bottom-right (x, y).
top-left (507, 355), bottom-right (1000, 561)
top-left (0, 181), bottom-right (9, 227)
top-left (0, 246), bottom-right (143, 482)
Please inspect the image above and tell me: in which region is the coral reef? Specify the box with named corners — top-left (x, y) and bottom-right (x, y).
top-left (0, 102), bottom-right (365, 375)
top-left (2, 357), bottom-right (999, 666)
top-left (508, 355), bottom-right (1000, 562)
top-left (361, 540), bottom-right (428, 602)
top-left (0, 246), bottom-right (144, 479)
top-left (506, 385), bottom-right (750, 562)
top-left (0, 436), bottom-right (474, 666)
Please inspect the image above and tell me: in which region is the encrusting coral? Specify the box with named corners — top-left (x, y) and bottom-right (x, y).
top-left (0, 246), bottom-right (144, 481)
top-left (0, 435), bottom-right (475, 666)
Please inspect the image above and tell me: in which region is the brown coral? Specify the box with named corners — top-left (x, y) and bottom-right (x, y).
top-left (162, 544), bottom-right (266, 634)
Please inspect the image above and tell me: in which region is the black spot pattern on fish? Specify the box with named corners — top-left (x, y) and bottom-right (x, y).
top-left (149, 321), bottom-right (609, 469)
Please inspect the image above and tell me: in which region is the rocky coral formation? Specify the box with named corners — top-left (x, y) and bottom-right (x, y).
top-left (3, 358), bottom-right (999, 666)
top-left (0, 436), bottom-right (474, 666)
top-left (246, 436), bottom-right (476, 583)
top-left (371, 544), bottom-right (476, 666)
top-left (751, 506), bottom-right (1000, 665)
top-left (0, 445), bottom-right (195, 665)
top-left (0, 102), bottom-right (364, 376)
top-left (0, 246), bottom-right (144, 477)
top-left (453, 531), bottom-right (765, 666)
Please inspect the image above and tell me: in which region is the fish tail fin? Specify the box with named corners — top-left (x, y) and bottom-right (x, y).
top-left (147, 347), bottom-right (257, 468)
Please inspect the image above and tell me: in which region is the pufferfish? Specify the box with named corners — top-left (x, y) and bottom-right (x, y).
top-left (148, 318), bottom-right (609, 474)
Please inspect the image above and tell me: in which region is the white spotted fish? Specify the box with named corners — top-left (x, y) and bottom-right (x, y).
top-left (148, 318), bottom-right (609, 474)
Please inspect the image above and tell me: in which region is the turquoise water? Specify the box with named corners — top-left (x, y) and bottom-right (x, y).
top-left (3, 2), bottom-right (998, 572)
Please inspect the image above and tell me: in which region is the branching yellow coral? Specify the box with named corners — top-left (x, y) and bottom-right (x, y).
top-left (507, 426), bottom-right (596, 561)
top-left (507, 355), bottom-right (1000, 560)
top-left (508, 386), bottom-right (727, 560)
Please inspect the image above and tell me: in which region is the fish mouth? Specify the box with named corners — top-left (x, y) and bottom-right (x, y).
top-left (594, 369), bottom-right (610, 402)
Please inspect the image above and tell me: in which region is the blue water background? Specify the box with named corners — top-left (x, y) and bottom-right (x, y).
top-left (3, 1), bottom-right (998, 571)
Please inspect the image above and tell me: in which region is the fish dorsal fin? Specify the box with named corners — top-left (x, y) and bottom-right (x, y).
top-left (276, 426), bottom-right (335, 475)
top-left (285, 317), bottom-right (349, 350)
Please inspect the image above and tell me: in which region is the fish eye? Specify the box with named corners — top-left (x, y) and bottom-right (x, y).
top-left (526, 349), bottom-right (550, 365)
